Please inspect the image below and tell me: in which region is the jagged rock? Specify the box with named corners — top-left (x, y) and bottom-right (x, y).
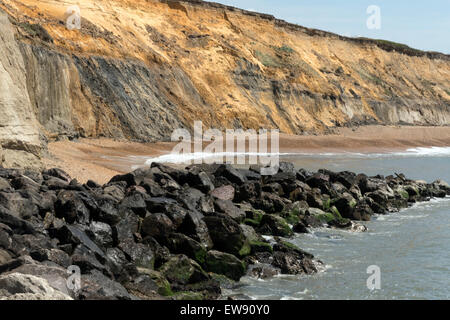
top-left (186, 167), bottom-right (215, 193)
top-left (42, 168), bottom-right (72, 183)
top-left (178, 187), bottom-right (214, 214)
top-left (214, 165), bottom-right (247, 185)
top-left (0, 273), bottom-right (72, 300)
top-left (141, 213), bottom-right (174, 241)
top-left (234, 182), bottom-right (261, 202)
top-left (54, 190), bottom-right (91, 224)
top-left (29, 248), bottom-right (71, 268)
top-left (87, 221), bottom-right (114, 249)
top-left (119, 192), bottom-right (147, 217)
top-left (52, 224), bottom-right (105, 258)
top-left (271, 241), bottom-right (316, 275)
top-left (178, 210), bottom-right (213, 249)
top-left (0, 192), bottom-right (39, 219)
top-left (161, 233), bottom-right (206, 265)
top-left (213, 199), bottom-right (246, 222)
top-left (117, 239), bottom-right (155, 270)
top-left (211, 185), bottom-right (235, 201)
top-left (125, 270), bottom-right (172, 298)
top-left (112, 210), bottom-right (140, 244)
top-left (258, 214), bottom-right (293, 237)
top-left (95, 197), bottom-right (120, 225)
top-left (204, 214), bottom-right (250, 257)
top-left (159, 254), bottom-right (209, 285)
top-left (78, 270), bottom-right (133, 300)
top-left (205, 250), bottom-right (246, 281)
top-left (332, 193), bottom-right (357, 220)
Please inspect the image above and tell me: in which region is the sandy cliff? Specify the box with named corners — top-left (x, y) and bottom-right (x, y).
top-left (0, 0), bottom-right (449, 168)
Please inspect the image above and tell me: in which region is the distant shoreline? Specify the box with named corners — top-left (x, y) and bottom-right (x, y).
top-left (44, 125), bottom-right (450, 184)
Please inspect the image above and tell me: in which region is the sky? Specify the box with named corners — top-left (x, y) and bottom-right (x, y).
top-left (216, 0), bottom-right (450, 54)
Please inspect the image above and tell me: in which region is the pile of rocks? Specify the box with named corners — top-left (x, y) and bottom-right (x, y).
top-left (0, 162), bottom-right (448, 300)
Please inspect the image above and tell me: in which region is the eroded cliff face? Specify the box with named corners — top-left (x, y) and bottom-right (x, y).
top-left (0, 0), bottom-right (449, 167)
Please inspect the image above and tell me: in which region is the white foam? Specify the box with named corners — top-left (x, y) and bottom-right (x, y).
top-left (142, 146), bottom-right (450, 165)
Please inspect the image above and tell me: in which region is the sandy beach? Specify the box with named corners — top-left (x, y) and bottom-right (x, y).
top-left (43, 125), bottom-right (450, 184)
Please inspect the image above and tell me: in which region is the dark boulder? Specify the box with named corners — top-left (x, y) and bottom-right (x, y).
top-left (214, 164), bottom-right (247, 186)
top-left (258, 214), bottom-right (293, 237)
top-left (213, 199), bottom-right (246, 222)
top-left (54, 190), bottom-right (92, 224)
top-left (204, 214), bottom-right (250, 257)
top-left (87, 221), bottom-right (114, 249)
top-left (43, 168), bottom-right (72, 183)
top-left (178, 210), bottom-right (213, 249)
top-left (159, 254), bottom-right (209, 285)
top-left (161, 233), bottom-right (207, 265)
top-left (141, 213), bottom-right (174, 241)
top-left (205, 250), bottom-right (246, 281)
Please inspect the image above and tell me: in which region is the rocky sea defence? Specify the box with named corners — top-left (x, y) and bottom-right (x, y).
top-left (0, 162), bottom-right (449, 300)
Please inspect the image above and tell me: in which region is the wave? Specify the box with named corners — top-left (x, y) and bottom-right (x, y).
top-left (142, 146), bottom-right (450, 165)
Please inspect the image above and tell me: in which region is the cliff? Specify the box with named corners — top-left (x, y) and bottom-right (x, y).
top-left (0, 0), bottom-right (449, 168)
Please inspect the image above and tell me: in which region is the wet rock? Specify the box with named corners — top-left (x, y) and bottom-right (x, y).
top-left (178, 187), bottom-right (214, 214)
top-left (292, 221), bottom-right (309, 233)
top-left (271, 242), bottom-right (316, 275)
top-left (0, 248), bottom-right (12, 264)
top-left (332, 193), bottom-right (357, 220)
top-left (205, 250), bottom-right (246, 281)
top-left (258, 214), bottom-right (293, 237)
top-left (145, 196), bottom-right (178, 212)
top-left (253, 192), bottom-right (288, 214)
top-left (159, 254), bottom-right (209, 285)
top-left (103, 183), bottom-right (126, 202)
top-left (0, 206), bottom-right (36, 235)
top-left (161, 233), bottom-right (207, 265)
top-left (105, 247), bottom-right (129, 277)
top-left (108, 172), bottom-right (138, 188)
top-left (43, 168), bottom-right (72, 183)
top-left (125, 270), bottom-right (172, 298)
top-left (178, 210), bottom-right (213, 249)
top-left (204, 214), bottom-right (250, 257)
top-left (247, 264), bottom-right (279, 279)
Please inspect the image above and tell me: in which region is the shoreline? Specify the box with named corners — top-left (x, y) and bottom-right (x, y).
top-left (43, 125), bottom-right (450, 184)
